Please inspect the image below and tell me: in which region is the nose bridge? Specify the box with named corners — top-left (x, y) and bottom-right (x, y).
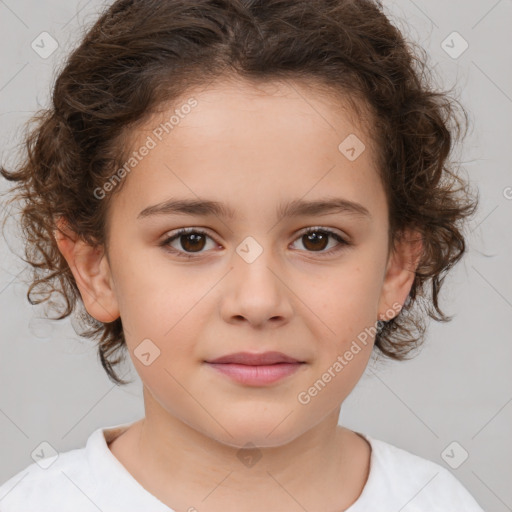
top-left (233, 233), bottom-right (280, 291)
top-left (220, 233), bottom-right (293, 325)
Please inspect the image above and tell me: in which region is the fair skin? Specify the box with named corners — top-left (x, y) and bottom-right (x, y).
top-left (55, 78), bottom-right (421, 512)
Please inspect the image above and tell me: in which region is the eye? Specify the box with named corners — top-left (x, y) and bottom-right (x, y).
top-left (160, 226), bottom-right (350, 259)
top-left (290, 227), bottom-right (349, 256)
top-left (160, 228), bottom-right (218, 258)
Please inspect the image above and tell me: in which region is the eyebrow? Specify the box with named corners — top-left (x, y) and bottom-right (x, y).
top-left (137, 197), bottom-right (371, 221)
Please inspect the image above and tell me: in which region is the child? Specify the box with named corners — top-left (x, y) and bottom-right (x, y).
top-left (0, 0), bottom-right (484, 510)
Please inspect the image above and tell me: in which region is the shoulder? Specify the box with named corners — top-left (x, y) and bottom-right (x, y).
top-left (0, 423), bottom-right (140, 512)
top-left (347, 433), bottom-right (485, 512)
top-left (0, 422), bottom-right (170, 512)
top-left (0, 443), bottom-right (94, 511)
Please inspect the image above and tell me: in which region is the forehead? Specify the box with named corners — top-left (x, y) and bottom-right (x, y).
top-left (109, 77), bottom-right (384, 223)
top-left (126, 76), bottom-right (378, 161)
top-left (146, 76), bottom-right (374, 146)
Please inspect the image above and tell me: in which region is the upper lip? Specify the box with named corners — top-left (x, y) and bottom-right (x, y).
top-left (206, 351), bottom-right (303, 365)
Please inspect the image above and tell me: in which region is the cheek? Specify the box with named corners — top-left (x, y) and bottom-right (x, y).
top-left (119, 264), bottom-right (217, 365)
top-left (295, 259), bottom-right (383, 336)
top-left (291, 258), bottom-right (383, 396)
top-left (125, 298), bottom-right (206, 409)
top-left (112, 247), bottom-right (202, 337)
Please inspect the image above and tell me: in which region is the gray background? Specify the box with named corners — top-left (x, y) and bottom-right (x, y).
top-left (0, 1), bottom-right (511, 511)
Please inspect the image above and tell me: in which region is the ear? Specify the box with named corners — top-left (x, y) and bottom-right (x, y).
top-left (377, 228), bottom-right (423, 321)
top-left (53, 217), bottom-right (119, 323)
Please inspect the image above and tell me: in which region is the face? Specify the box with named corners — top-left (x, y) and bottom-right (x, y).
top-left (58, 78), bottom-right (417, 448)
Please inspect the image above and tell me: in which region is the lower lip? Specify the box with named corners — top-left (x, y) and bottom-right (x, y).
top-left (205, 362), bottom-right (304, 385)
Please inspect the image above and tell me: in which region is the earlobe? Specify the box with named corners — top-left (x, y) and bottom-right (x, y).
top-left (377, 229), bottom-right (423, 321)
top-left (54, 218), bottom-right (120, 323)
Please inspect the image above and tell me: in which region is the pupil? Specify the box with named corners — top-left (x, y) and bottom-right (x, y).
top-left (178, 231), bottom-right (329, 253)
top-left (304, 231), bottom-right (328, 251)
top-left (182, 233), bottom-right (205, 252)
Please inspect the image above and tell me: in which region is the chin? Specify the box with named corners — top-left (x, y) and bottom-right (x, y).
top-left (204, 414), bottom-right (305, 450)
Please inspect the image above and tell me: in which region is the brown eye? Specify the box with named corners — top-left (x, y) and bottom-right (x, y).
top-left (179, 232), bottom-right (206, 252)
top-left (301, 231), bottom-right (329, 251)
top-left (160, 226), bottom-right (349, 259)
top-left (161, 228), bottom-right (217, 258)
top-left (291, 228), bottom-right (348, 255)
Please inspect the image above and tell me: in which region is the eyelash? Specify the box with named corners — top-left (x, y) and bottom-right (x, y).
top-left (159, 226), bottom-right (350, 259)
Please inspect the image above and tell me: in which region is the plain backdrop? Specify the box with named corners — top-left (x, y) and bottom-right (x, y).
top-left (0, 1), bottom-right (511, 511)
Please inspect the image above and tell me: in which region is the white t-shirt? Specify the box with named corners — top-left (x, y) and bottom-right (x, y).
top-left (0, 422), bottom-right (484, 511)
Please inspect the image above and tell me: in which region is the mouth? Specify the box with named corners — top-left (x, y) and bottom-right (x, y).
top-left (205, 351), bottom-right (304, 365)
top-left (204, 351), bottom-right (306, 386)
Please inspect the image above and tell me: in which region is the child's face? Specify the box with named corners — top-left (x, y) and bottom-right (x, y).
top-left (62, 79), bottom-right (417, 447)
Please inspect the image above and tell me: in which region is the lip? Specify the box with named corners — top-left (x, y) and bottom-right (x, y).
top-left (206, 351), bottom-right (303, 365)
top-left (204, 351), bottom-right (306, 386)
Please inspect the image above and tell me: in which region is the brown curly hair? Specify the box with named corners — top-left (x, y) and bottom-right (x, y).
top-left (0, 0), bottom-right (479, 386)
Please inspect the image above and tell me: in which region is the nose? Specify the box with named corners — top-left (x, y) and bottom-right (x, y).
top-left (220, 244), bottom-right (294, 329)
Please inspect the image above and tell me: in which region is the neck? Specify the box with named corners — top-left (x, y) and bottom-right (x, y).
top-left (109, 386), bottom-right (370, 512)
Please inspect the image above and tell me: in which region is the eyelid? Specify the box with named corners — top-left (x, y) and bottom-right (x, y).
top-left (160, 225), bottom-right (350, 258)
top-left (291, 226), bottom-right (350, 254)
top-left (162, 225), bottom-right (347, 242)
top-left (159, 227), bottom-right (219, 259)
top-left (160, 226), bottom-right (216, 242)
top-left (296, 225), bottom-right (347, 239)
